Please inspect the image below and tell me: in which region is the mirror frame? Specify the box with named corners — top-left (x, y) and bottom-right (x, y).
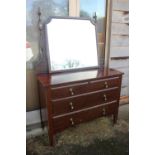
top-left (43, 16), bottom-right (99, 74)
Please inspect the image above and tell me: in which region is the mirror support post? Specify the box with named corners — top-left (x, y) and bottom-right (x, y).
top-left (69, 0), bottom-right (80, 17)
top-left (104, 0), bottom-right (113, 71)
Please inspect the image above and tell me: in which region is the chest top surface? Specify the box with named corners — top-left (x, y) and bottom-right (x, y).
top-left (37, 68), bottom-right (123, 87)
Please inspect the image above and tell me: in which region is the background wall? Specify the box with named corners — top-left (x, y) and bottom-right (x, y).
top-left (110, 0), bottom-right (129, 97)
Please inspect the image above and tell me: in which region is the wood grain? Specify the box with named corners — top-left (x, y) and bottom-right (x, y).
top-left (111, 35), bottom-right (129, 46)
top-left (26, 70), bottom-right (39, 111)
top-left (110, 0), bottom-right (129, 97)
top-left (110, 46), bottom-right (129, 57)
top-left (52, 89), bottom-right (119, 116)
top-left (110, 59), bottom-right (129, 68)
top-left (37, 68), bottom-right (123, 145)
top-left (112, 11), bottom-right (129, 24)
top-left (97, 33), bottom-right (104, 43)
top-left (113, 0), bottom-right (129, 11)
top-left (111, 23), bottom-right (129, 35)
top-left (53, 101), bottom-right (117, 133)
top-left (98, 43), bottom-right (104, 55)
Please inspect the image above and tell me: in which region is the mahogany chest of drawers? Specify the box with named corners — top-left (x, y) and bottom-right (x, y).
top-left (37, 68), bottom-right (123, 146)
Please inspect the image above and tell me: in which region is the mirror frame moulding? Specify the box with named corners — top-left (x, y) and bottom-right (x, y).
top-left (43, 16), bottom-right (100, 74)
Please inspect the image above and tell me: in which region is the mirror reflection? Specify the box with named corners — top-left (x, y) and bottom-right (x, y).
top-left (46, 18), bottom-right (98, 72)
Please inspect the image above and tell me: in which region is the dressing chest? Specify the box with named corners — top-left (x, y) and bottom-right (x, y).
top-left (36, 14), bottom-right (123, 146)
top-left (37, 68), bottom-right (123, 145)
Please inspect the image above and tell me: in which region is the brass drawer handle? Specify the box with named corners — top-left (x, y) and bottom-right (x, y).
top-left (103, 108), bottom-right (106, 115)
top-left (103, 94), bottom-right (107, 101)
top-left (70, 118), bottom-right (74, 126)
top-left (69, 102), bottom-right (74, 111)
top-left (69, 88), bottom-right (74, 95)
top-left (104, 81), bottom-right (108, 88)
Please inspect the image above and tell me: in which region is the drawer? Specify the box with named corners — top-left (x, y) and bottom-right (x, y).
top-left (52, 88), bottom-right (119, 116)
top-left (53, 101), bottom-right (117, 133)
top-left (51, 82), bottom-right (88, 99)
top-left (89, 77), bottom-right (121, 91)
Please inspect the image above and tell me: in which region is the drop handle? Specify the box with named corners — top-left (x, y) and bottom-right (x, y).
top-left (103, 108), bottom-right (106, 115)
top-left (104, 81), bottom-right (108, 88)
top-left (103, 94), bottom-right (107, 101)
top-left (69, 102), bottom-right (74, 110)
top-left (70, 118), bottom-right (74, 126)
top-left (69, 88), bottom-right (74, 95)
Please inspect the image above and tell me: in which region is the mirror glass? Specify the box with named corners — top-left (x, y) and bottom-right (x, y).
top-left (46, 18), bottom-right (98, 72)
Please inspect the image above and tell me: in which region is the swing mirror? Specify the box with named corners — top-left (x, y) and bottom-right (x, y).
top-left (45, 17), bottom-right (99, 73)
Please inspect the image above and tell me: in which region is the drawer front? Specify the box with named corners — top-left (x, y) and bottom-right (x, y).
top-left (52, 88), bottom-right (119, 116)
top-left (89, 77), bottom-right (121, 91)
top-left (53, 102), bottom-right (117, 133)
top-left (51, 82), bottom-right (88, 99)
top-left (51, 77), bottom-right (121, 99)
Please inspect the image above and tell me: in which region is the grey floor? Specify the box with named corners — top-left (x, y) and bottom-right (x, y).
top-left (118, 104), bottom-right (129, 122)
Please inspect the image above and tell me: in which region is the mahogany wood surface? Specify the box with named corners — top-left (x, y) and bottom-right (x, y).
top-left (53, 101), bottom-right (117, 133)
top-left (37, 68), bottom-right (123, 87)
top-left (37, 68), bottom-right (123, 146)
top-left (50, 76), bottom-right (121, 99)
top-left (52, 88), bottom-right (119, 116)
top-left (51, 82), bottom-right (88, 99)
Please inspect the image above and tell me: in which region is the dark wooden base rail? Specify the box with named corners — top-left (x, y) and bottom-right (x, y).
top-left (37, 68), bottom-right (123, 146)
